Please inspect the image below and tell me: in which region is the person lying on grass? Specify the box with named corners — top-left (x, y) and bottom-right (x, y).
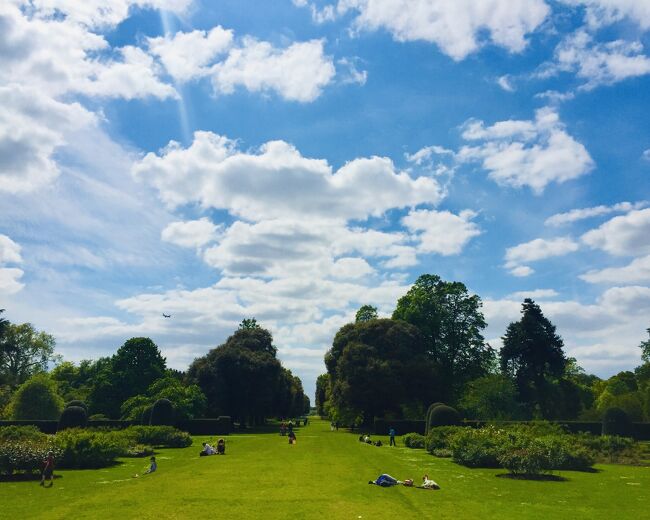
top-left (200, 442), bottom-right (216, 456)
top-left (368, 475), bottom-right (414, 487)
top-left (133, 456), bottom-right (157, 478)
top-left (419, 475), bottom-right (440, 490)
top-left (40, 451), bottom-right (55, 487)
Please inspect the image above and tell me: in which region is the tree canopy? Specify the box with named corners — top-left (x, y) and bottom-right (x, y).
top-left (355, 305), bottom-right (378, 323)
top-left (0, 321), bottom-right (58, 387)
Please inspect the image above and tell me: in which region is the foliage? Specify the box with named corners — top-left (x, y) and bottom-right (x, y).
top-left (150, 398), bottom-right (174, 426)
top-left (393, 274), bottom-right (494, 400)
top-left (325, 318), bottom-right (438, 424)
top-left (425, 426), bottom-right (465, 452)
top-left (0, 440), bottom-right (61, 475)
top-left (7, 373), bottom-right (64, 420)
top-left (122, 426), bottom-right (192, 448)
top-left (448, 425), bottom-right (505, 468)
top-left (401, 432), bottom-right (425, 448)
top-left (315, 374), bottom-right (330, 417)
top-left (124, 444), bottom-right (154, 458)
top-left (424, 402), bottom-right (444, 434)
top-left (0, 322), bottom-right (58, 387)
top-left (602, 407), bottom-right (632, 437)
top-left (65, 400), bottom-right (88, 413)
top-left (639, 328), bottom-right (650, 364)
top-left (500, 299), bottom-right (567, 418)
top-left (0, 425), bottom-right (46, 443)
top-left (460, 375), bottom-right (521, 420)
top-left (112, 337), bottom-right (167, 400)
top-left (429, 405), bottom-right (460, 427)
top-left (54, 429), bottom-right (128, 469)
top-left (58, 405), bottom-right (88, 430)
top-left (355, 305), bottom-right (378, 322)
top-left (497, 435), bottom-right (560, 476)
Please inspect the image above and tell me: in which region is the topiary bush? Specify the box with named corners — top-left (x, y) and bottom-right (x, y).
top-left (402, 432), bottom-right (425, 449)
top-left (149, 399), bottom-right (174, 426)
top-left (58, 406), bottom-right (87, 431)
top-left (65, 400), bottom-right (88, 413)
top-left (602, 407), bottom-right (632, 437)
top-left (424, 402), bottom-right (445, 434)
top-left (429, 405), bottom-right (460, 428)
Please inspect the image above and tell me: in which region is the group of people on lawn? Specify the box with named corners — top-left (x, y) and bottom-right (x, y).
top-left (200, 438), bottom-right (226, 456)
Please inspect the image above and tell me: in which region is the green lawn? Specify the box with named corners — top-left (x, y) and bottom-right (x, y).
top-left (1, 419), bottom-right (648, 519)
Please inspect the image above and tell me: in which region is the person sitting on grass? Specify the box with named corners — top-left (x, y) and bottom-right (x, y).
top-left (288, 431), bottom-right (297, 444)
top-left (200, 442), bottom-right (216, 456)
top-left (420, 475), bottom-right (440, 490)
top-left (134, 456), bottom-right (157, 478)
top-left (374, 440), bottom-right (383, 447)
top-left (216, 438), bottom-right (226, 455)
top-left (40, 451), bottom-right (55, 487)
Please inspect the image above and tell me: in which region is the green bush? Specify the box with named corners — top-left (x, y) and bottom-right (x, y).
top-left (497, 436), bottom-right (560, 476)
top-left (0, 440), bottom-right (61, 475)
top-left (54, 429), bottom-right (128, 469)
top-left (65, 400), bottom-right (88, 413)
top-left (432, 448), bottom-right (452, 458)
top-left (402, 432), bottom-right (425, 449)
top-left (0, 425), bottom-right (46, 443)
top-left (425, 426), bottom-right (465, 452)
top-left (424, 402), bottom-right (445, 434)
top-left (150, 399), bottom-right (174, 426)
top-left (576, 433), bottom-right (638, 463)
top-left (449, 426), bottom-right (506, 468)
top-left (602, 407), bottom-right (632, 437)
top-left (429, 405), bottom-right (460, 428)
top-left (7, 374), bottom-right (64, 420)
top-left (124, 444), bottom-right (154, 458)
top-left (58, 406), bottom-right (87, 430)
top-left (123, 426), bottom-right (192, 448)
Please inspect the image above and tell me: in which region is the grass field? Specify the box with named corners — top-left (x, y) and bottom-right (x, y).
top-left (1, 419), bottom-right (648, 519)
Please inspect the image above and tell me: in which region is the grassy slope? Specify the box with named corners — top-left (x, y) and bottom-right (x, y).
top-left (1, 419), bottom-right (648, 519)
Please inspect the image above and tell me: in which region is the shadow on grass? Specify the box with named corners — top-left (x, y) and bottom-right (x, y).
top-left (0, 473), bottom-right (63, 482)
top-left (496, 473), bottom-right (568, 482)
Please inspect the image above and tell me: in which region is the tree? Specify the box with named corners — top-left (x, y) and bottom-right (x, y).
top-left (640, 328), bottom-right (650, 364)
top-left (500, 299), bottom-right (567, 417)
top-left (355, 305), bottom-right (378, 323)
top-left (7, 373), bottom-right (64, 420)
top-left (112, 337), bottom-right (166, 398)
top-left (325, 318), bottom-right (439, 424)
top-left (392, 274), bottom-right (494, 400)
top-left (459, 375), bottom-right (520, 420)
top-left (315, 373), bottom-right (330, 417)
top-left (120, 376), bottom-right (207, 420)
top-left (0, 322), bottom-right (59, 387)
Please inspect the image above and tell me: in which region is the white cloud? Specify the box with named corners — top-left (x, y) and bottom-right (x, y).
top-left (161, 218), bottom-right (222, 249)
top-left (497, 75), bottom-right (515, 92)
top-left (458, 107), bottom-right (595, 193)
top-left (330, 257), bottom-right (375, 279)
top-left (505, 289), bottom-right (559, 300)
top-left (148, 26), bottom-right (234, 82)
top-left (510, 265), bottom-right (535, 277)
top-left (643, 149), bottom-right (650, 161)
top-left (546, 201), bottom-right (647, 226)
top-left (581, 208), bottom-right (650, 256)
top-left (133, 131), bottom-right (443, 221)
top-left (550, 31), bottom-right (650, 90)
top-left (581, 255), bottom-right (650, 284)
top-left (211, 38), bottom-right (336, 102)
top-left (504, 236), bottom-right (580, 275)
top-left (402, 209), bottom-right (481, 255)
top-left (337, 57), bottom-right (368, 85)
top-left (0, 234), bottom-right (24, 295)
top-left (561, 1), bottom-right (650, 29)
top-left (0, 234), bottom-right (23, 264)
top-left (405, 145), bottom-right (455, 166)
top-left (336, 0), bottom-right (550, 61)
top-left (534, 90), bottom-right (576, 104)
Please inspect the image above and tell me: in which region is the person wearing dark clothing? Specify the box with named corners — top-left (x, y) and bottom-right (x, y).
top-left (40, 451), bottom-right (55, 487)
top-left (389, 427), bottom-right (396, 446)
top-left (217, 438), bottom-right (226, 455)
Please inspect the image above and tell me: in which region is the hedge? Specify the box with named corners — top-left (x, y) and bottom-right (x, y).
top-left (176, 417), bottom-right (231, 435)
top-left (373, 419), bottom-right (425, 435)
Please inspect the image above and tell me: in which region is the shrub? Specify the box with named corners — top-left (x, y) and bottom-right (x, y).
top-left (65, 400), bottom-right (88, 413)
top-left (150, 399), bottom-right (174, 426)
top-left (7, 374), bottom-right (64, 420)
top-left (0, 425), bottom-right (46, 443)
top-left (54, 429), bottom-right (128, 469)
top-left (124, 444), bottom-right (154, 458)
top-left (123, 426), bottom-right (192, 448)
top-left (402, 432), bottom-right (425, 449)
top-left (424, 402), bottom-right (445, 434)
top-left (504, 421), bottom-right (566, 437)
top-left (576, 433), bottom-right (638, 463)
top-left (497, 436), bottom-right (559, 477)
top-left (449, 426), bottom-right (506, 468)
top-left (432, 448), bottom-right (452, 458)
top-left (602, 407), bottom-right (632, 437)
top-left (0, 440), bottom-right (61, 475)
top-left (58, 406), bottom-right (87, 430)
top-left (425, 426), bottom-right (465, 453)
top-left (429, 405), bottom-right (460, 428)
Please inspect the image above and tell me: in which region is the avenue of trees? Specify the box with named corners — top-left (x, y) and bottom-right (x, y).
top-left (318, 274), bottom-right (650, 426)
top-left (0, 311), bottom-right (308, 425)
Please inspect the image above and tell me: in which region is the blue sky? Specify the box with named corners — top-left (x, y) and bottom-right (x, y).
top-left (1, 0), bottom-right (650, 399)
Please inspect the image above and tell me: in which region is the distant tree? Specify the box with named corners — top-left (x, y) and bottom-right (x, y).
top-left (120, 376), bottom-right (207, 420)
top-left (239, 318), bottom-right (260, 330)
top-left (325, 318), bottom-right (439, 425)
top-left (0, 322), bottom-right (59, 387)
top-left (112, 337), bottom-right (167, 398)
top-left (393, 274), bottom-right (494, 401)
top-left (639, 328), bottom-right (650, 364)
top-left (459, 375), bottom-right (520, 420)
top-left (500, 299), bottom-right (567, 417)
top-left (355, 305), bottom-right (378, 323)
top-left (7, 373), bottom-right (64, 420)
top-left (227, 323), bottom-right (277, 356)
top-left (315, 373), bottom-right (330, 417)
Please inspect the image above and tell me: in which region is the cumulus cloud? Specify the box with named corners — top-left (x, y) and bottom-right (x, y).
top-left (211, 38), bottom-right (336, 102)
top-left (581, 208), bottom-right (650, 256)
top-left (504, 236), bottom-right (580, 275)
top-left (0, 234), bottom-right (22, 264)
top-left (161, 218), bottom-right (222, 249)
top-left (334, 0), bottom-right (550, 61)
top-left (505, 289), bottom-right (559, 300)
top-left (546, 201), bottom-right (647, 226)
top-left (0, 234), bottom-right (24, 295)
top-left (581, 255), bottom-right (650, 284)
top-left (133, 131), bottom-right (443, 221)
top-left (148, 26), bottom-right (234, 82)
top-left (458, 107), bottom-right (594, 193)
top-left (401, 209), bottom-right (481, 255)
top-left (560, 0), bottom-right (650, 29)
top-left (549, 31), bottom-right (650, 90)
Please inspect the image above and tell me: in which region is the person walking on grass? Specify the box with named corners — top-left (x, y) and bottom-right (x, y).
top-left (40, 451), bottom-right (55, 487)
top-left (389, 427), bottom-right (396, 447)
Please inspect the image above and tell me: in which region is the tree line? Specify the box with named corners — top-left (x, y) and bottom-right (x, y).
top-left (316, 274), bottom-right (650, 425)
top-left (0, 312), bottom-right (309, 425)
